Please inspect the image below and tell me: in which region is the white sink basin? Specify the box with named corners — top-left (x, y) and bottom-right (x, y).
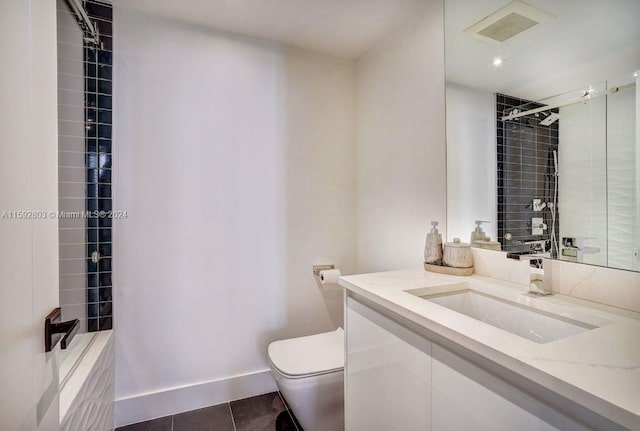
top-left (413, 288), bottom-right (599, 344)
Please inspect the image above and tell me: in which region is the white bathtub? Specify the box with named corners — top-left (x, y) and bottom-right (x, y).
top-left (60, 330), bottom-right (114, 431)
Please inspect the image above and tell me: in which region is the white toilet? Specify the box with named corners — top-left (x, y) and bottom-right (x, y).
top-left (268, 327), bottom-right (344, 431)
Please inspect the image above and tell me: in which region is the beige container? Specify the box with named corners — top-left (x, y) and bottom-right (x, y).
top-left (424, 220), bottom-right (443, 265)
top-left (424, 233), bottom-right (443, 264)
top-left (443, 238), bottom-right (474, 268)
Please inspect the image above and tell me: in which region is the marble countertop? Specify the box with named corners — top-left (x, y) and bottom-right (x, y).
top-left (339, 268), bottom-right (640, 430)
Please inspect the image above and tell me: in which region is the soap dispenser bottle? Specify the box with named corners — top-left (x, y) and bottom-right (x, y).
top-left (470, 220), bottom-right (489, 245)
top-left (424, 221), bottom-right (443, 265)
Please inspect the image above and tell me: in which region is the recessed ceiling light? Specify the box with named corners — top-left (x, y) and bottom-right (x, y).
top-left (634, 72), bottom-right (638, 77)
top-left (493, 57), bottom-right (503, 66)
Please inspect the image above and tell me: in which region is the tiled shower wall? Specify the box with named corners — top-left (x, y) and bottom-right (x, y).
top-left (58, 0), bottom-right (113, 332)
top-left (85, 0), bottom-right (113, 331)
top-left (497, 93), bottom-right (560, 254)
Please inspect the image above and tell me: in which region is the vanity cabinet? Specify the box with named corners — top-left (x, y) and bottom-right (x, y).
top-left (345, 296), bottom-right (591, 431)
top-left (431, 344), bottom-right (589, 431)
top-left (346, 297), bottom-right (432, 431)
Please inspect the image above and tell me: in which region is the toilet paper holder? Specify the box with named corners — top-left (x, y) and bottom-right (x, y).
top-left (312, 264), bottom-right (335, 276)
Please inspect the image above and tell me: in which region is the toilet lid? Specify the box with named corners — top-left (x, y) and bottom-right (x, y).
top-left (268, 328), bottom-right (344, 378)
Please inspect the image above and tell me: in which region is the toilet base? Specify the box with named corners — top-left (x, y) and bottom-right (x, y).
top-left (275, 409), bottom-right (302, 431)
top-left (271, 367), bottom-right (344, 431)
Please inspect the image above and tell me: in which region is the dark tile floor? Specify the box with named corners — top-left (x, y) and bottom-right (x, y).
top-left (116, 392), bottom-right (302, 431)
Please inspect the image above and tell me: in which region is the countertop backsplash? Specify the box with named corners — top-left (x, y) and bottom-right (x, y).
top-left (471, 248), bottom-right (640, 313)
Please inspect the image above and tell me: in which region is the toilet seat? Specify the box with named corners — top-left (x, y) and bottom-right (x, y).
top-left (268, 328), bottom-right (344, 379)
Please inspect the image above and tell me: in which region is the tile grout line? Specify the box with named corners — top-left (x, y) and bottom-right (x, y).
top-left (228, 402), bottom-right (237, 431)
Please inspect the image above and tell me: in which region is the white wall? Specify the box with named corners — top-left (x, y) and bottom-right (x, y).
top-left (445, 83), bottom-right (496, 242)
top-left (355, 1), bottom-right (446, 273)
top-left (113, 10), bottom-right (357, 426)
top-left (0, 0), bottom-right (60, 429)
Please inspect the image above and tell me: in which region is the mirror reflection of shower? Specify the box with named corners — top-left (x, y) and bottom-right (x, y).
top-left (497, 75), bottom-right (637, 265)
top-left (497, 94), bottom-right (561, 257)
top-left (57, 0), bottom-right (114, 382)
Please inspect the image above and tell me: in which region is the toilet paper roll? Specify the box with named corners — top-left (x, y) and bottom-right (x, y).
top-left (319, 269), bottom-right (341, 285)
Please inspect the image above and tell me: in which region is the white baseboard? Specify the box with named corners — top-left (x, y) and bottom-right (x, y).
top-left (114, 369), bottom-right (277, 428)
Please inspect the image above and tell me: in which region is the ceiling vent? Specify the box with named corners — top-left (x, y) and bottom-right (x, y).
top-left (465, 0), bottom-right (554, 44)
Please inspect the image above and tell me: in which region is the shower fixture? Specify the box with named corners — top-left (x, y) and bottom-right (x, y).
top-left (532, 199), bottom-right (546, 211)
top-left (64, 0), bottom-right (101, 46)
top-left (548, 149), bottom-right (559, 257)
top-left (501, 82), bottom-right (636, 122)
top-left (539, 112), bottom-right (559, 126)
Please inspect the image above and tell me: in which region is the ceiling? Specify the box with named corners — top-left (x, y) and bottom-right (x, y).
top-left (445, 0), bottom-right (640, 100)
top-left (111, 0), bottom-right (428, 59)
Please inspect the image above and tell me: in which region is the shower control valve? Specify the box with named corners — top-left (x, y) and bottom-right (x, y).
top-left (91, 250), bottom-right (101, 263)
top-left (532, 199), bottom-right (547, 211)
top-left (531, 217), bottom-right (547, 235)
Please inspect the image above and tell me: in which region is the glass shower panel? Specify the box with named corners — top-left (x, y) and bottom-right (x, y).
top-left (558, 93), bottom-right (608, 267)
top-left (57, 0), bottom-right (114, 339)
top-left (607, 80), bottom-right (637, 271)
top-left (58, 0), bottom-right (90, 334)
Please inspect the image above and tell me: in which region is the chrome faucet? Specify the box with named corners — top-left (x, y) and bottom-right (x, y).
top-left (507, 254), bottom-right (553, 296)
top-left (526, 257), bottom-right (552, 296)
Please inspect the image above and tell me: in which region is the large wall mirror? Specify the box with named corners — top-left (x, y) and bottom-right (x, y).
top-left (445, 0), bottom-right (640, 271)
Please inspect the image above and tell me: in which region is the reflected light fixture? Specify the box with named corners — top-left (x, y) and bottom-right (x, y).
top-left (493, 57), bottom-right (503, 67)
